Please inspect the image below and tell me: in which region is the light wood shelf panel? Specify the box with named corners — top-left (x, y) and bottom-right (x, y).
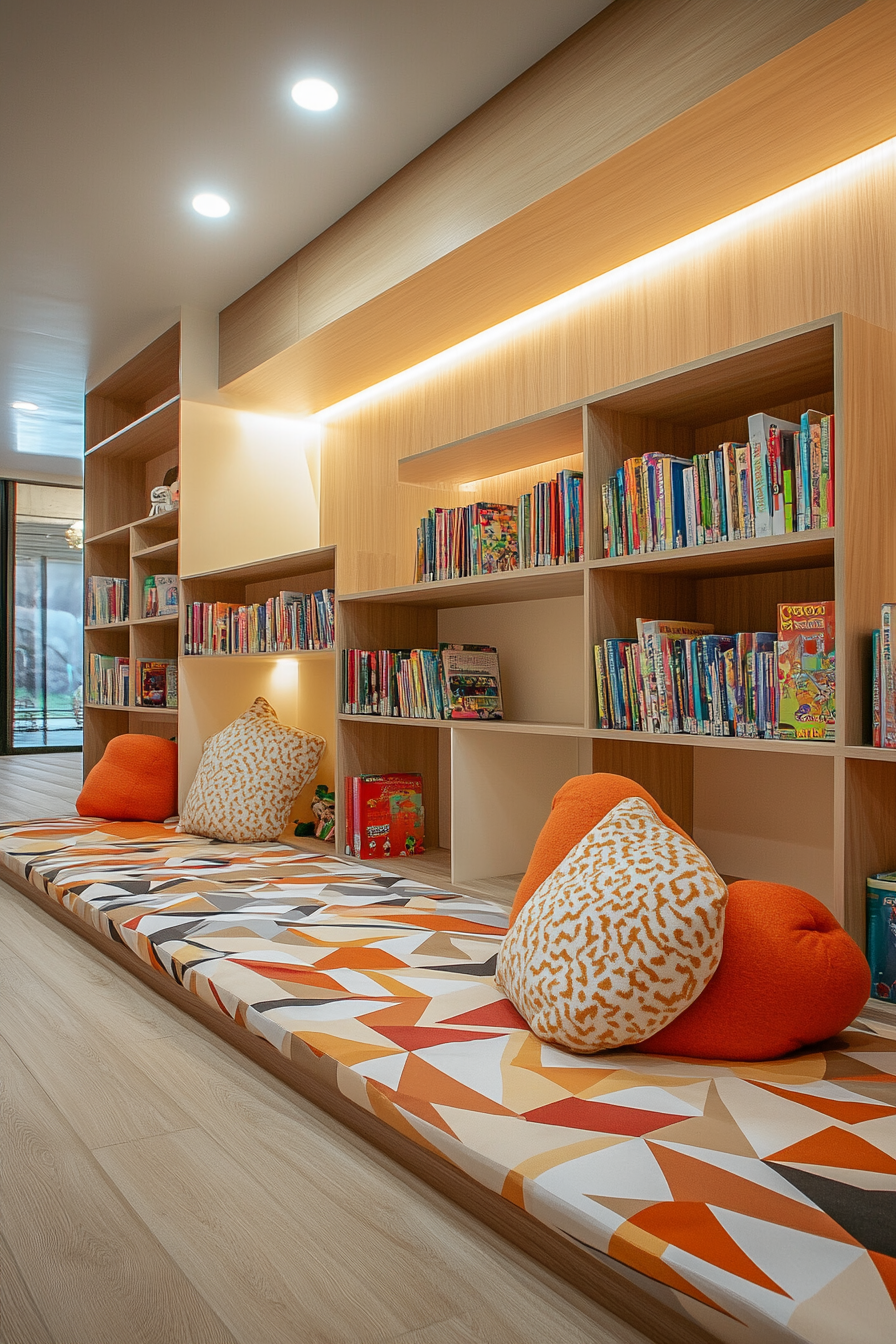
top-left (85, 622), bottom-right (130, 632)
top-left (589, 728), bottom-right (838, 756)
top-left (86, 397), bottom-right (180, 463)
top-left (180, 546), bottom-right (336, 586)
top-left (84, 523), bottom-right (132, 546)
top-left (220, 5), bottom-right (894, 416)
top-left (133, 537), bottom-right (179, 561)
top-left (130, 614), bottom-right (178, 627)
top-left (341, 564), bottom-right (585, 610)
top-left (85, 704), bottom-right (177, 718)
top-left (337, 714), bottom-right (586, 736)
top-left (843, 745), bottom-right (896, 761)
top-left (590, 530), bottom-right (835, 578)
top-left (398, 407), bottom-right (583, 486)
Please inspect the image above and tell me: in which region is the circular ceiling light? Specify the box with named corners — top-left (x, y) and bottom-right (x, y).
top-left (11, 400), bottom-right (38, 411)
top-left (291, 78), bottom-right (338, 111)
top-left (192, 193), bottom-right (231, 218)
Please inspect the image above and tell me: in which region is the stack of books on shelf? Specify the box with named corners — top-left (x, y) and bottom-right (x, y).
top-left (414, 469), bottom-right (583, 582)
top-left (344, 773), bottom-right (424, 859)
top-left (86, 654), bottom-right (130, 706)
top-left (343, 644), bottom-right (503, 720)
top-left (601, 410), bottom-right (834, 557)
top-left (142, 574), bottom-right (179, 618)
top-left (184, 588), bottom-right (335, 655)
top-left (86, 577), bottom-right (128, 626)
top-left (594, 601), bottom-right (835, 740)
top-left (134, 659), bottom-right (177, 708)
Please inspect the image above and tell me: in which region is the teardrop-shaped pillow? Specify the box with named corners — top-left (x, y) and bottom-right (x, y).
top-left (496, 796), bottom-right (727, 1053)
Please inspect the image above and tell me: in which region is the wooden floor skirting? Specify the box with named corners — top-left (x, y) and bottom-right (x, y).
top-left (3, 865), bottom-right (718, 1344)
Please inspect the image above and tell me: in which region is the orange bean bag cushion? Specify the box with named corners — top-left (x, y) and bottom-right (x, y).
top-left (635, 880), bottom-right (870, 1060)
top-left (509, 774), bottom-right (689, 925)
top-left (510, 773), bottom-right (870, 1060)
top-left (76, 734), bottom-right (178, 823)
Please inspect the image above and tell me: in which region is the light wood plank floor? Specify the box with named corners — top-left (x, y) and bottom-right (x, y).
top-left (0, 751), bottom-right (82, 822)
top-left (0, 755), bottom-right (652, 1344)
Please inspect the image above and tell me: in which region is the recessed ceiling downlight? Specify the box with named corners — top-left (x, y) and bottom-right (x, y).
top-left (291, 78), bottom-right (338, 111)
top-left (192, 193), bottom-right (230, 218)
top-left (11, 400), bottom-right (38, 411)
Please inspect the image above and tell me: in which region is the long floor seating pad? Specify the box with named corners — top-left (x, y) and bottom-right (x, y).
top-left (1, 817), bottom-right (894, 1344)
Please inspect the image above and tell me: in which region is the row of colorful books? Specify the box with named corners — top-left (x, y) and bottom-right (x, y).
top-left (601, 410), bottom-right (835, 557)
top-left (871, 604), bottom-right (896, 747)
top-left (183, 589), bottom-right (335, 655)
top-left (594, 602), bottom-right (835, 741)
top-left (344, 773), bottom-right (425, 859)
top-left (413, 469), bottom-right (584, 582)
top-left (142, 574), bottom-right (179, 618)
top-left (342, 644), bottom-right (503, 720)
top-left (86, 576), bottom-right (128, 626)
top-left (86, 657), bottom-right (178, 708)
top-left (86, 654), bottom-right (130, 706)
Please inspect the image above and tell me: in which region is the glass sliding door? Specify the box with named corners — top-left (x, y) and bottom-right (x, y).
top-left (3, 482), bottom-right (84, 751)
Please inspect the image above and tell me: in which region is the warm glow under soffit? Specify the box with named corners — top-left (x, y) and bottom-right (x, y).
top-left (313, 135), bottom-right (896, 424)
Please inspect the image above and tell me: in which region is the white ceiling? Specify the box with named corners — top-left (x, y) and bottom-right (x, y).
top-left (1, 0), bottom-right (612, 481)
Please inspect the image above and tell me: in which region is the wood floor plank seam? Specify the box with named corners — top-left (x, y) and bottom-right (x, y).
top-left (0, 1231), bottom-right (55, 1344)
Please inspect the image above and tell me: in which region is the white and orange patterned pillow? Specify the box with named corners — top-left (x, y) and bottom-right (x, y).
top-left (178, 698), bottom-right (325, 843)
top-left (496, 797), bottom-right (727, 1053)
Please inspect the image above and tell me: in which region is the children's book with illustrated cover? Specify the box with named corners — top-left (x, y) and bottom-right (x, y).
top-left (345, 773), bottom-right (424, 859)
top-left (439, 644), bottom-right (503, 719)
top-left (776, 601), bottom-right (835, 740)
top-left (866, 871), bottom-right (896, 1001)
top-left (475, 503), bottom-right (518, 574)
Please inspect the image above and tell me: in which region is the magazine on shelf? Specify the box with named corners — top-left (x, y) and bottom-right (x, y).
top-left (439, 644), bottom-right (503, 720)
top-left (776, 601), bottom-right (835, 741)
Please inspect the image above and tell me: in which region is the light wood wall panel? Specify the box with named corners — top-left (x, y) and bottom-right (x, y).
top-left (220, 0), bottom-right (869, 388)
top-left (321, 152), bottom-right (896, 594)
top-left (221, 1), bottom-right (894, 414)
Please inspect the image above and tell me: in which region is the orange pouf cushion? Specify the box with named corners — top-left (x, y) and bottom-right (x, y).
top-left (76, 735), bottom-right (178, 823)
top-left (634, 881), bottom-right (871, 1060)
top-left (509, 773), bottom-right (689, 925)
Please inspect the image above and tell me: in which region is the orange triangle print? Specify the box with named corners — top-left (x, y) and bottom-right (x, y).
top-left (768, 1126), bottom-right (896, 1175)
top-left (396, 1053), bottom-right (515, 1117)
top-left (608, 1224), bottom-right (729, 1313)
top-left (646, 1142), bottom-right (858, 1246)
top-left (870, 1251), bottom-right (896, 1311)
top-left (648, 1080), bottom-right (758, 1158)
top-left (630, 1202), bottom-right (787, 1295)
top-left (753, 1081), bottom-right (896, 1125)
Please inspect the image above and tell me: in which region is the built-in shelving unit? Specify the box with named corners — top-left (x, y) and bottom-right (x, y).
top-left (83, 325), bottom-right (182, 772)
top-left (337, 314), bottom-right (896, 947)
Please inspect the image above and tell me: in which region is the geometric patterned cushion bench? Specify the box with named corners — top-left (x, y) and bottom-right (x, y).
top-left (1, 816), bottom-right (894, 1344)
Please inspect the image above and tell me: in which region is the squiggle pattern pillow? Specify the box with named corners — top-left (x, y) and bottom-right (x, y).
top-left (496, 797), bottom-right (727, 1053)
top-left (178, 698), bottom-right (325, 843)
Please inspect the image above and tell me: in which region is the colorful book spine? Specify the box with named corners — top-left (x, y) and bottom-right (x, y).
top-left (601, 413), bottom-right (834, 557)
top-left (882, 604), bottom-right (896, 748)
top-left (866, 872), bottom-right (896, 1001)
top-left (776, 601), bottom-right (836, 741)
top-left (183, 589), bottom-right (335, 655)
top-left (86, 655), bottom-right (130, 706)
top-left (86, 577), bottom-right (129, 626)
top-left (596, 622), bottom-right (794, 739)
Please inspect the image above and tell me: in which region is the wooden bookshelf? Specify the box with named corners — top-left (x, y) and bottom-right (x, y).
top-left (334, 314), bottom-right (896, 949)
top-left (83, 326), bottom-right (182, 772)
top-left (177, 548), bottom-right (337, 816)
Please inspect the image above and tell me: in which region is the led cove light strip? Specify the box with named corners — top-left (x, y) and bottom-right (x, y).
top-left (314, 136), bottom-right (896, 424)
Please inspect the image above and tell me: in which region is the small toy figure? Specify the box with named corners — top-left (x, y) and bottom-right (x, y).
top-left (149, 485), bottom-right (175, 517)
top-left (311, 785), bottom-right (335, 840)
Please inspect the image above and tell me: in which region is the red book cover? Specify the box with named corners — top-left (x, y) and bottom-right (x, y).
top-left (350, 774), bottom-right (424, 860)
